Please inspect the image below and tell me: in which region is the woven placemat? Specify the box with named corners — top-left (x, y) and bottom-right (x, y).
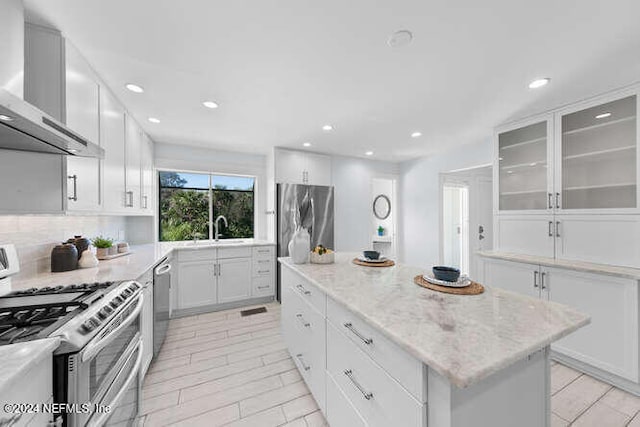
top-left (352, 258), bottom-right (396, 268)
top-left (414, 275), bottom-right (485, 295)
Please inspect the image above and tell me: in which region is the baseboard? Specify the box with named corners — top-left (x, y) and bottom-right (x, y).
top-left (551, 351), bottom-right (640, 396)
top-left (171, 296), bottom-right (276, 318)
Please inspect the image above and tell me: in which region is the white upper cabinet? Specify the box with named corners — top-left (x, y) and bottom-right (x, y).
top-left (140, 133), bottom-right (154, 212)
top-left (556, 93), bottom-right (638, 212)
top-left (101, 88), bottom-right (127, 213)
top-left (495, 116), bottom-right (553, 214)
top-left (65, 40), bottom-right (101, 211)
top-left (275, 149), bottom-right (332, 186)
top-left (125, 114), bottom-right (142, 210)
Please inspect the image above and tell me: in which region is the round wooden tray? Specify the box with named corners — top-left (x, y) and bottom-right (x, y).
top-left (414, 275), bottom-right (485, 295)
top-left (352, 258), bottom-right (396, 268)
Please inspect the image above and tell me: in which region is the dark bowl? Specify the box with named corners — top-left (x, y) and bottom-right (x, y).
top-left (363, 250), bottom-right (380, 260)
top-left (432, 266), bottom-right (460, 282)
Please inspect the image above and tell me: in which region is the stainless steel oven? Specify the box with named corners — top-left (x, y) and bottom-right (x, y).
top-left (54, 289), bottom-right (144, 427)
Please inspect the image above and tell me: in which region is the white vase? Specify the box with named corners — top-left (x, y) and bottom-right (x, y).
top-left (288, 228), bottom-right (310, 264)
top-left (78, 249), bottom-right (99, 268)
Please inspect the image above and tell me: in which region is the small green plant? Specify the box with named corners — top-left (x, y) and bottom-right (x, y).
top-left (91, 236), bottom-right (114, 249)
top-left (377, 225), bottom-right (385, 236)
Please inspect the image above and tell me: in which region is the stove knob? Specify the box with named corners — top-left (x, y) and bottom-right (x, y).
top-left (79, 322), bottom-right (93, 334)
top-left (96, 309), bottom-right (108, 320)
top-left (104, 305), bottom-right (113, 313)
top-left (90, 317), bottom-right (100, 327)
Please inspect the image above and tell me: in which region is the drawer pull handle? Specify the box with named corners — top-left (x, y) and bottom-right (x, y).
top-left (344, 369), bottom-right (373, 400)
top-left (257, 260), bottom-right (270, 263)
top-left (344, 322), bottom-right (373, 345)
top-left (296, 353), bottom-right (311, 371)
top-left (296, 313), bottom-right (310, 328)
top-left (257, 285), bottom-right (270, 290)
top-left (296, 284), bottom-right (311, 295)
top-left (257, 270), bottom-right (270, 274)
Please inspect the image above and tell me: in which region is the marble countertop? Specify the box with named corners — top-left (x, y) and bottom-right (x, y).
top-left (477, 251), bottom-right (640, 280)
top-left (11, 240), bottom-right (275, 291)
top-left (0, 337), bottom-right (60, 395)
top-left (279, 253), bottom-right (590, 388)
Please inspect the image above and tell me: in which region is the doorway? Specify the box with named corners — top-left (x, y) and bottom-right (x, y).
top-left (440, 165), bottom-right (493, 279)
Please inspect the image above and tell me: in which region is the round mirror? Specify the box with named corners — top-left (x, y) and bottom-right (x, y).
top-left (373, 194), bottom-right (391, 220)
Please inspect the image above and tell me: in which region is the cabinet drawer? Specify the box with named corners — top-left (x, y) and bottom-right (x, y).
top-left (326, 372), bottom-right (367, 427)
top-left (283, 285), bottom-right (326, 411)
top-left (252, 258), bottom-right (274, 276)
top-left (178, 249), bottom-right (215, 262)
top-left (281, 266), bottom-right (326, 316)
top-left (252, 276), bottom-right (274, 297)
top-left (327, 298), bottom-right (426, 402)
top-left (217, 246), bottom-right (251, 259)
top-left (252, 246), bottom-right (275, 258)
top-left (327, 322), bottom-right (425, 427)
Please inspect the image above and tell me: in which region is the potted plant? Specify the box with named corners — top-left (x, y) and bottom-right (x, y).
top-left (377, 225), bottom-right (385, 237)
top-left (91, 236), bottom-right (114, 259)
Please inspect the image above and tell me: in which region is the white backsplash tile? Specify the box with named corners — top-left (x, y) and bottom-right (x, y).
top-left (0, 215), bottom-right (130, 280)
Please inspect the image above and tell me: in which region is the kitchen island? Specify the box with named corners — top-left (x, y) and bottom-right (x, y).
top-left (279, 253), bottom-right (589, 427)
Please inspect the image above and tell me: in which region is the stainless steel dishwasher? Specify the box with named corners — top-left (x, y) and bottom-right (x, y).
top-left (153, 257), bottom-right (172, 357)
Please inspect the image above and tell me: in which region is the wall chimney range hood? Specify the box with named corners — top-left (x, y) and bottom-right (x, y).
top-left (0, 88), bottom-right (103, 157)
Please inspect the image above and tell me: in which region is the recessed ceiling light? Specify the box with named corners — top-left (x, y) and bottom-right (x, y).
top-left (595, 112), bottom-right (612, 119)
top-left (411, 131), bottom-right (422, 138)
top-left (507, 170), bottom-right (514, 174)
top-left (528, 78), bottom-right (550, 89)
top-left (68, 149), bottom-right (78, 153)
top-left (148, 117), bottom-right (160, 124)
top-left (303, 142), bottom-right (312, 147)
top-left (387, 30), bottom-right (413, 48)
top-left (322, 125), bottom-right (334, 131)
top-left (498, 157), bottom-right (504, 161)
top-left (365, 151), bottom-right (374, 156)
top-left (0, 114), bottom-right (13, 121)
top-left (125, 83), bottom-right (144, 93)
top-left (203, 101), bottom-right (219, 109)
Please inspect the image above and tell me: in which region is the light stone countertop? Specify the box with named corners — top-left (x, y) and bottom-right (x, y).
top-left (477, 250), bottom-right (640, 280)
top-left (0, 337), bottom-right (60, 395)
top-left (11, 240), bottom-right (275, 291)
top-left (279, 253), bottom-right (590, 388)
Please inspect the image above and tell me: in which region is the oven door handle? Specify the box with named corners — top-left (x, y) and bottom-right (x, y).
top-left (81, 293), bottom-right (144, 363)
top-left (87, 340), bottom-right (143, 427)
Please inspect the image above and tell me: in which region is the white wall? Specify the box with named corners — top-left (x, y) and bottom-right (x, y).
top-left (154, 142), bottom-right (268, 240)
top-left (331, 155), bottom-right (398, 252)
top-left (399, 139), bottom-right (492, 268)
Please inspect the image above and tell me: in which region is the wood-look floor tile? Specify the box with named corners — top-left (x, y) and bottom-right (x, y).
top-left (600, 387), bottom-right (640, 418)
top-left (145, 375), bottom-right (283, 426)
top-left (551, 363), bottom-right (582, 395)
top-left (552, 374), bottom-right (612, 422)
top-left (140, 391), bottom-right (179, 415)
top-left (572, 401), bottom-right (630, 427)
top-left (280, 368), bottom-right (303, 386)
top-left (281, 418), bottom-right (307, 427)
top-left (144, 355), bottom-right (228, 386)
top-left (160, 403), bottom-right (240, 427)
top-left (239, 381), bottom-right (310, 418)
top-left (223, 406), bottom-right (287, 427)
top-left (629, 412), bottom-right (640, 426)
top-left (551, 413), bottom-right (569, 427)
top-left (227, 320), bottom-right (279, 337)
top-left (282, 394), bottom-right (319, 421)
top-left (179, 358), bottom-right (295, 403)
top-left (190, 334), bottom-right (283, 363)
top-left (146, 354), bottom-right (190, 374)
top-left (305, 410), bottom-right (329, 427)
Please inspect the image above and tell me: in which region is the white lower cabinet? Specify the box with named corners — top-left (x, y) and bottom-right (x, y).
top-left (280, 264), bottom-right (427, 427)
top-left (483, 256), bottom-right (640, 388)
top-left (174, 245), bottom-right (275, 314)
top-left (218, 258), bottom-right (252, 304)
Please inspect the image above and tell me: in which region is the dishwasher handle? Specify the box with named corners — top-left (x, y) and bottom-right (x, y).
top-left (155, 263), bottom-right (172, 276)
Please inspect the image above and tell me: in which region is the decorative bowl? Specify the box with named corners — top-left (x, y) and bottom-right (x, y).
top-left (363, 250), bottom-right (380, 260)
top-left (310, 251), bottom-right (335, 264)
top-left (432, 266), bottom-right (461, 282)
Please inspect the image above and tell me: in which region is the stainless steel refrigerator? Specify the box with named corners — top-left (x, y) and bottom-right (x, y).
top-left (276, 183), bottom-right (334, 301)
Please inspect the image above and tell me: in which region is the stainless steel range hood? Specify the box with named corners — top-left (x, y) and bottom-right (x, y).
top-left (0, 88), bottom-right (103, 158)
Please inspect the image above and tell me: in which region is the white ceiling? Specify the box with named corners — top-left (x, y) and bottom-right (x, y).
top-left (24, 0), bottom-right (640, 162)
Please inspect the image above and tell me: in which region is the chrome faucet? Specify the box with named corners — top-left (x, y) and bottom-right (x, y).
top-left (214, 215), bottom-right (228, 241)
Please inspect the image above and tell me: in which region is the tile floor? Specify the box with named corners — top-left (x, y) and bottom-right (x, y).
top-left (140, 301), bottom-right (640, 427)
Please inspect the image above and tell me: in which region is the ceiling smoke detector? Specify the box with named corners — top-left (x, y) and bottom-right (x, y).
top-left (387, 30), bottom-right (413, 48)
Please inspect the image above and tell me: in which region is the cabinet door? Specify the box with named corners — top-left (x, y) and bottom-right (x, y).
top-left (125, 114), bottom-right (142, 210)
top-left (177, 261), bottom-right (216, 309)
top-left (548, 267), bottom-right (639, 382)
top-left (306, 152), bottom-right (332, 186)
top-left (275, 149), bottom-right (305, 184)
top-left (140, 133), bottom-right (154, 212)
top-left (101, 88), bottom-right (127, 212)
top-left (555, 214), bottom-right (640, 268)
top-left (217, 258), bottom-right (252, 304)
top-left (483, 258), bottom-right (540, 298)
top-left (557, 93), bottom-right (637, 212)
top-left (495, 215), bottom-right (555, 258)
top-left (496, 117), bottom-right (554, 213)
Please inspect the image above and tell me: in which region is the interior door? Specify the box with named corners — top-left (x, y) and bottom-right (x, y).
top-left (218, 258), bottom-right (252, 304)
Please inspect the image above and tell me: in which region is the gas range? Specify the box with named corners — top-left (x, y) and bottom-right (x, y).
top-left (0, 280), bottom-right (142, 353)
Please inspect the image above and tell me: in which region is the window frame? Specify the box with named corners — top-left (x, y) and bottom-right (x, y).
top-left (157, 169), bottom-right (257, 242)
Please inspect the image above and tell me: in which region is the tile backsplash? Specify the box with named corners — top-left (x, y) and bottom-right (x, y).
top-left (0, 215), bottom-right (130, 279)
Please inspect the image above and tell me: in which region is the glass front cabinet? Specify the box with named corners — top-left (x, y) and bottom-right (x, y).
top-left (494, 88), bottom-right (640, 266)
